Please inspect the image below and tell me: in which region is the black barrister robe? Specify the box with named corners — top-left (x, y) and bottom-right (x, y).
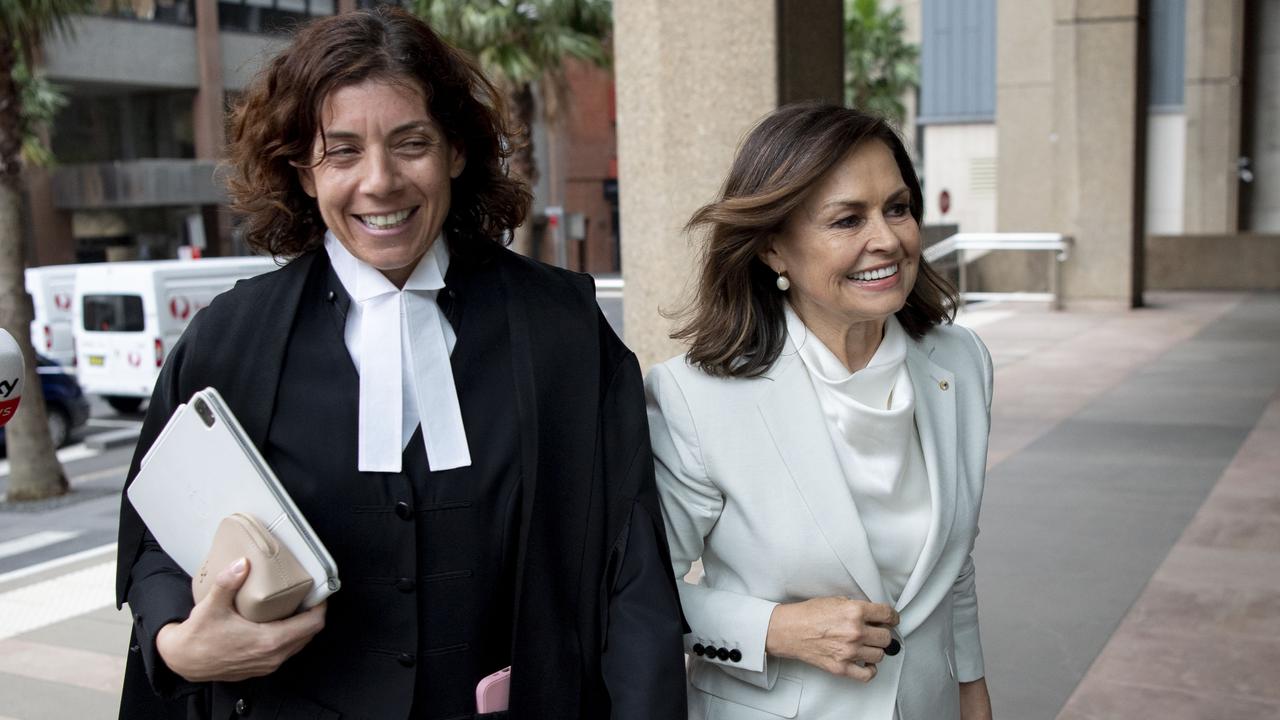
top-left (114, 244), bottom-right (687, 719)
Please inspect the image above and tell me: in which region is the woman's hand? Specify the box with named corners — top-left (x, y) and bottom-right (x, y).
top-left (154, 557), bottom-right (327, 683)
top-left (764, 597), bottom-right (899, 682)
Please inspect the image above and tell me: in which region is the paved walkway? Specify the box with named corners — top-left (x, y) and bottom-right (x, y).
top-left (0, 291), bottom-right (1275, 719)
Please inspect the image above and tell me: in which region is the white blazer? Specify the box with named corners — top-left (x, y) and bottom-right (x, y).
top-left (646, 322), bottom-right (993, 720)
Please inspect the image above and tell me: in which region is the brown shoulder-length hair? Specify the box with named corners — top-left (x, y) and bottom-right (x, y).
top-left (673, 102), bottom-right (957, 378)
top-left (225, 6), bottom-right (530, 258)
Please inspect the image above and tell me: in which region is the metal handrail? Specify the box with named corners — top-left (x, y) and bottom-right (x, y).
top-left (924, 232), bottom-right (1073, 310)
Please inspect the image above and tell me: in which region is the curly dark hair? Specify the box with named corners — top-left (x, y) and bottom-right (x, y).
top-left (225, 6), bottom-right (530, 259)
top-left (674, 102), bottom-right (958, 378)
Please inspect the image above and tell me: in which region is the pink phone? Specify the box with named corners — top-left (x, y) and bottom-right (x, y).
top-left (475, 666), bottom-right (511, 713)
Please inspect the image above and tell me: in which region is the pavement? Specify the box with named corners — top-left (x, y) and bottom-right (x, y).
top-left (0, 290), bottom-right (1276, 719)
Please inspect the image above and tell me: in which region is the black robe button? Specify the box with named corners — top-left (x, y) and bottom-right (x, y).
top-left (729, 649), bottom-right (742, 663)
top-left (395, 577), bottom-right (415, 593)
top-left (234, 698), bottom-right (250, 715)
top-left (885, 638), bottom-right (901, 656)
top-left (692, 643), bottom-right (705, 656)
top-left (398, 652), bottom-right (416, 667)
top-left (716, 647), bottom-right (730, 661)
top-left (395, 501), bottom-right (412, 520)
top-left (704, 645), bottom-right (718, 659)
top-left (325, 290), bottom-right (336, 302)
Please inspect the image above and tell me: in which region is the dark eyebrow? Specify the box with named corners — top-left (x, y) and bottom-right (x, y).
top-left (819, 186), bottom-right (911, 213)
top-left (322, 121), bottom-right (436, 142)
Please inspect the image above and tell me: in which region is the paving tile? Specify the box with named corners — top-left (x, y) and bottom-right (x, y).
top-left (1058, 678), bottom-right (1280, 720)
top-left (0, 671), bottom-right (117, 720)
top-left (1086, 625), bottom-right (1280, 703)
top-left (1122, 577), bottom-right (1280, 639)
top-left (0, 638), bottom-right (125, 694)
top-left (18, 606), bottom-right (133, 658)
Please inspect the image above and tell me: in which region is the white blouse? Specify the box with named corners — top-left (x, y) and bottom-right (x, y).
top-left (785, 307), bottom-right (932, 602)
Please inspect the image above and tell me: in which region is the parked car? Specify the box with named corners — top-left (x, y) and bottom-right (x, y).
top-left (0, 354), bottom-right (91, 451)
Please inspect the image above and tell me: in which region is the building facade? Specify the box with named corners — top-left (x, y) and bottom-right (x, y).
top-left (29, 0), bottom-right (623, 273)
top-left (906, 0), bottom-right (1280, 299)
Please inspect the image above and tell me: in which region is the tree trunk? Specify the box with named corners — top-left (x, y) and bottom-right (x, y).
top-left (0, 30), bottom-right (69, 502)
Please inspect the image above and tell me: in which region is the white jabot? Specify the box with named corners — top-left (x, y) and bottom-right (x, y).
top-left (786, 306), bottom-right (931, 602)
top-left (325, 232), bottom-right (471, 473)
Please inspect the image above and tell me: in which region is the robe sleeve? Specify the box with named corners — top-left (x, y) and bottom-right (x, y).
top-left (115, 315), bottom-right (204, 699)
top-left (596, 347), bottom-right (688, 719)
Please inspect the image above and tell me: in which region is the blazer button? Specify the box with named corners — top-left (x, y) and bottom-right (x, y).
top-left (234, 698), bottom-right (250, 715)
top-left (704, 645), bottom-right (718, 659)
top-left (395, 501), bottom-right (413, 520)
top-left (396, 577), bottom-right (415, 593)
top-left (398, 652), bottom-right (416, 667)
top-left (692, 643), bottom-right (705, 656)
top-left (729, 649), bottom-right (742, 663)
top-left (939, 379), bottom-right (950, 391)
top-left (885, 638), bottom-right (902, 656)
top-left (716, 647), bottom-right (730, 661)
top-left (325, 290), bottom-right (336, 302)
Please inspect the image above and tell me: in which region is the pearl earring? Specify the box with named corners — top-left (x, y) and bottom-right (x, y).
top-left (776, 273), bottom-right (791, 291)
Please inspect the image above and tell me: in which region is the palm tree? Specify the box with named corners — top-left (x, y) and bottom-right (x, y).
top-left (0, 0), bottom-right (91, 501)
top-left (410, 0), bottom-right (612, 254)
top-left (844, 0), bottom-right (918, 126)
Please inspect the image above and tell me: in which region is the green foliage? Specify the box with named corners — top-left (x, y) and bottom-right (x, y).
top-left (844, 0), bottom-right (919, 125)
top-left (2, 0), bottom-right (94, 168)
top-left (13, 54), bottom-right (68, 167)
top-left (410, 0), bottom-right (612, 87)
top-left (0, 0), bottom-right (94, 59)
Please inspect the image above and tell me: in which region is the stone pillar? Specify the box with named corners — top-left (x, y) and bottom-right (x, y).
top-left (193, 0), bottom-right (231, 256)
top-left (1183, 0), bottom-right (1245, 233)
top-left (615, 0), bottom-right (843, 369)
top-left (996, 0), bottom-right (1145, 307)
top-left (22, 167), bottom-right (75, 266)
top-left (338, 0), bottom-right (356, 13)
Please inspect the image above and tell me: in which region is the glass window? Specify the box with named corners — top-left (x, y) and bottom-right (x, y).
top-left (83, 295), bottom-right (145, 332)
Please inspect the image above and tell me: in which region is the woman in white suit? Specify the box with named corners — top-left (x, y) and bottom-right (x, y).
top-left (648, 103), bottom-right (994, 720)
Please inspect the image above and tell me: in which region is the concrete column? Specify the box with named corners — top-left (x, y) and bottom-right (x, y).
top-left (615, 0), bottom-right (842, 369)
top-left (1183, 0), bottom-right (1245, 233)
top-left (22, 167), bottom-right (75, 266)
top-left (193, 0), bottom-right (231, 256)
top-left (996, 0), bottom-right (1145, 307)
top-left (338, 0), bottom-right (356, 13)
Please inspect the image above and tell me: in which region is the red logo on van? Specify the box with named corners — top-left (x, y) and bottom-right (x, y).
top-left (169, 297), bottom-right (192, 321)
top-left (54, 293), bottom-right (71, 311)
top-left (127, 352), bottom-right (142, 367)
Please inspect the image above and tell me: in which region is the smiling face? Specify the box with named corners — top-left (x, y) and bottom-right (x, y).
top-left (762, 139), bottom-right (921, 345)
top-left (297, 78), bottom-right (465, 287)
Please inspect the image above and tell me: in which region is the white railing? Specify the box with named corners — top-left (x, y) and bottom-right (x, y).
top-left (924, 232), bottom-right (1073, 310)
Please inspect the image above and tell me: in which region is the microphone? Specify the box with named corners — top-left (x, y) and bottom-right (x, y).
top-left (0, 329), bottom-right (25, 428)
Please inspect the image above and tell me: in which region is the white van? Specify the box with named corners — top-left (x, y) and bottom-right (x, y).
top-left (26, 265), bottom-right (81, 368)
top-left (73, 257), bottom-right (280, 412)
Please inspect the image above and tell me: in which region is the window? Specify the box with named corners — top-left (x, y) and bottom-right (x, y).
top-left (83, 295), bottom-right (145, 333)
top-left (1148, 0), bottom-right (1186, 111)
top-left (919, 0), bottom-right (996, 124)
top-left (217, 0), bottom-right (335, 34)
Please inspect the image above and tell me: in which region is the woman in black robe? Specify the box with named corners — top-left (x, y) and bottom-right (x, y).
top-left (114, 8), bottom-right (686, 719)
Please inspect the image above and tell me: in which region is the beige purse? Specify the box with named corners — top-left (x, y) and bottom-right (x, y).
top-left (192, 513), bottom-right (315, 622)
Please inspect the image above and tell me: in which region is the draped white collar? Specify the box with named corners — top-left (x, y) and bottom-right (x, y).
top-left (325, 232), bottom-right (471, 473)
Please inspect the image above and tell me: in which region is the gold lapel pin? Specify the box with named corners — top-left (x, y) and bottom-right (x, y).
top-left (939, 379), bottom-right (950, 391)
